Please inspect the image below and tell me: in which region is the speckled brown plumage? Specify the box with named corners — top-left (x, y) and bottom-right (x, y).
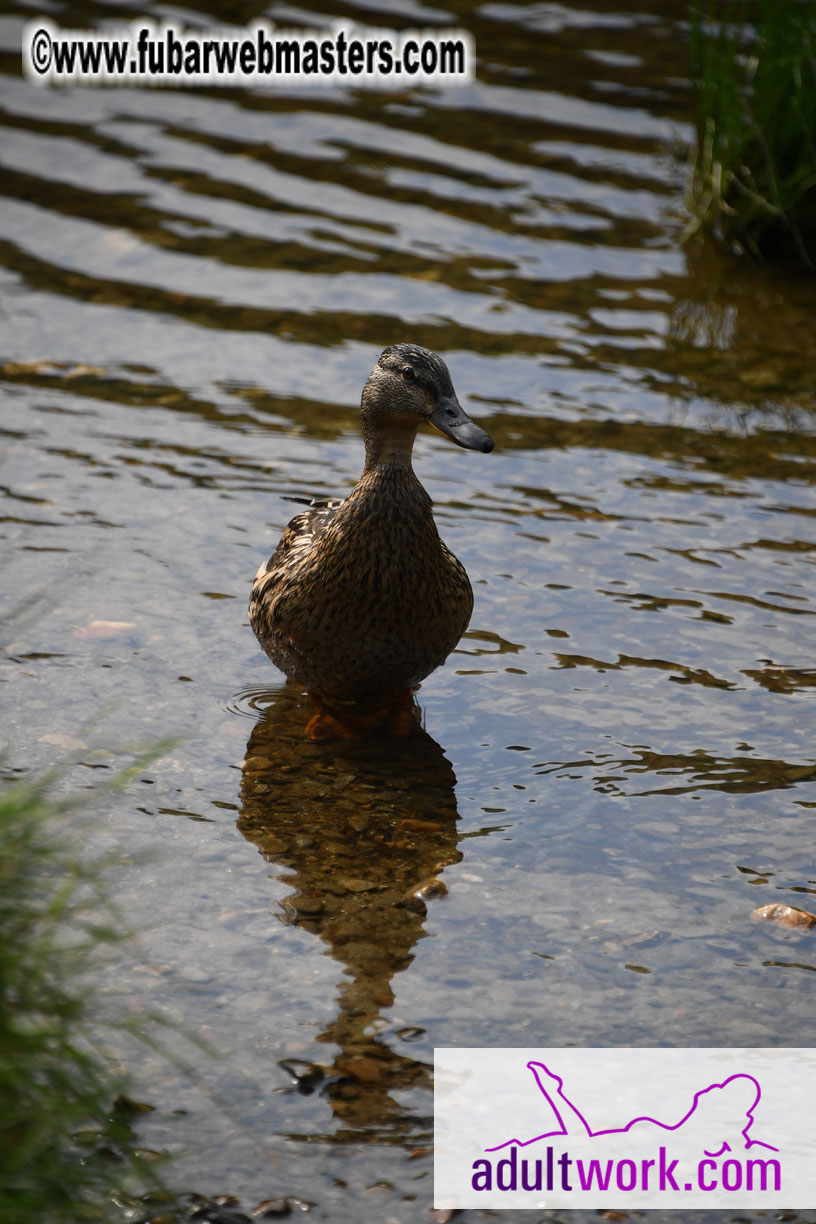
top-left (249, 344), bottom-right (493, 707)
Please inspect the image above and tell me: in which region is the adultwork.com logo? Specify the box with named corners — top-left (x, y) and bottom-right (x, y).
top-left (434, 1048), bottom-right (816, 1209)
top-left (477, 1060), bottom-right (779, 1195)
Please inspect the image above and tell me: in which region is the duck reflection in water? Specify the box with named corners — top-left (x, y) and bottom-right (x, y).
top-left (236, 683), bottom-right (462, 1141)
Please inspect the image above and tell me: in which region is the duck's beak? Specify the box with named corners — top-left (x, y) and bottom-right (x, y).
top-left (430, 395), bottom-right (494, 453)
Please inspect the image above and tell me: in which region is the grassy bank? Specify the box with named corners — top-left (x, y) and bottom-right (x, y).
top-left (687, 1), bottom-right (816, 266)
top-left (0, 767), bottom-right (160, 1223)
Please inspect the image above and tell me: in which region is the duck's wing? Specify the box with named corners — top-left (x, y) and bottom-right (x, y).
top-left (254, 497), bottom-right (342, 583)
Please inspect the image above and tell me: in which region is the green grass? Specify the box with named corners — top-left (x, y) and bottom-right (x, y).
top-left (687, 0), bottom-right (816, 266)
top-left (0, 764), bottom-right (168, 1224)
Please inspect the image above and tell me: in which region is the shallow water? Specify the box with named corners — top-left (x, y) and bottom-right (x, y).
top-left (1, 0), bottom-right (815, 1219)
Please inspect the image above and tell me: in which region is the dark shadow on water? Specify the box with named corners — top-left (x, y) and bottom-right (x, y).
top-left (235, 683), bottom-right (461, 1144)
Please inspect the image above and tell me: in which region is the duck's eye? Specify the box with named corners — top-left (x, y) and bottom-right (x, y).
top-left (401, 365), bottom-right (415, 381)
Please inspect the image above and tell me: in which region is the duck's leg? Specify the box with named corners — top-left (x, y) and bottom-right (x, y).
top-left (304, 692), bottom-right (359, 740)
top-left (304, 689), bottom-right (420, 739)
top-left (388, 688), bottom-right (422, 737)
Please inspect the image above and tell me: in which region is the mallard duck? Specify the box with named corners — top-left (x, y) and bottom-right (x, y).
top-left (249, 344), bottom-right (493, 718)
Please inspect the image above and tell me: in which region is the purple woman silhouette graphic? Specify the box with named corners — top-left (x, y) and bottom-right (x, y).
top-left (487, 1061), bottom-right (779, 1156)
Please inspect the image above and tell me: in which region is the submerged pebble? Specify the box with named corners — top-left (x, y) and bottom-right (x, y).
top-left (250, 1200), bottom-right (293, 1217)
top-left (75, 619), bottom-right (137, 639)
top-left (400, 876), bottom-right (448, 913)
top-left (752, 903), bottom-right (816, 929)
top-left (340, 1056), bottom-right (383, 1085)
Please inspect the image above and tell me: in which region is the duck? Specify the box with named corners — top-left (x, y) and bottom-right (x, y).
top-left (249, 344), bottom-right (493, 731)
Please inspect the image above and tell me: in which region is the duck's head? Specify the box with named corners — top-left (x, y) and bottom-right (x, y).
top-left (361, 344), bottom-right (493, 465)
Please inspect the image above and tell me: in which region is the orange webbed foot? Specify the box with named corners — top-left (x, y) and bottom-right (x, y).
top-left (304, 689), bottom-right (420, 739)
top-left (304, 692), bottom-right (360, 740)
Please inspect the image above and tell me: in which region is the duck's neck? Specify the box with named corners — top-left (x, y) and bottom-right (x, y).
top-left (361, 418), bottom-right (419, 472)
top-left (342, 423), bottom-right (436, 541)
